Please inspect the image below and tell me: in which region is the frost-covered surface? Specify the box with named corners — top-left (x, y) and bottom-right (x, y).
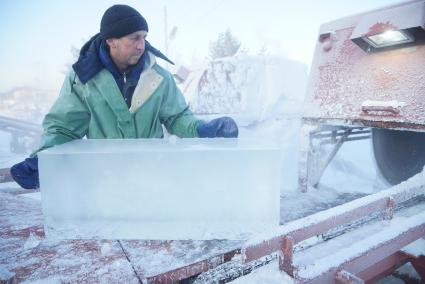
top-left (6, 239), bottom-right (139, 284)
top-left (304, 24), bottom-right (425, 127)
top-left (121, 239), bottom-right (241, 278)
top-left (0, 193), bottom-right (138, 283)
top-left (0, 193), bottom-right (44, 262)
top-left (0, 266), bottom-right (15, 282)
top-left (0, 192), bottom-right (243, 282)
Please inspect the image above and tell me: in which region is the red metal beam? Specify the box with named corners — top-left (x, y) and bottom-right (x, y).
top-left (410, 255), bottom-right (425, 281)
top-left (144, 249), bottom-right (238, 283)
top-left (360, 251), bottom-right (411, 284)
top-left (279, 236), bottom-right (294, 277)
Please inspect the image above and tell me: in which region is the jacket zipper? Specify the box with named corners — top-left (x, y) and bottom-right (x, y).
top-left (123, 72), bottom-right (127, 83)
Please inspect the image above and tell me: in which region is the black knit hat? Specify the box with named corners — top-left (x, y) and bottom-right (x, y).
top-left (100, 4), bottom-right (148, 39)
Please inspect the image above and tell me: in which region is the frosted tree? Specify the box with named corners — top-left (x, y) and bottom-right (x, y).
top-left (209, 29), bottom-right (241, 59)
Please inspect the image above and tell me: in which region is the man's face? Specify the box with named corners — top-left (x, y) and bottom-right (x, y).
top-left (107, 30), bottom-right (147, 70)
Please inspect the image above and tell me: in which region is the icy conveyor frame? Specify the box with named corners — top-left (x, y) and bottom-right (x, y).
top-left (38, 138), bottom-right (281, 240)
top-left (239, 169), bottom-right (425, 283)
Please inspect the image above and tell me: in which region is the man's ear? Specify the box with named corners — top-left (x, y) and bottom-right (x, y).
top-left (106, 38), bottom-right (116, 49)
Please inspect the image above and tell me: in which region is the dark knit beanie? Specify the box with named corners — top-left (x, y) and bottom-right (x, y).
top-left (100, 4), bottom-right (148, 39)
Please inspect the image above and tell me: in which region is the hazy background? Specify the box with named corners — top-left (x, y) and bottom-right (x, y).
top-left (0, 0), bottom-right (404, 93)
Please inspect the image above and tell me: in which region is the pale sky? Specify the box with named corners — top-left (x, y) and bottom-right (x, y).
top-left (0, 0), bottom-right (405, 92)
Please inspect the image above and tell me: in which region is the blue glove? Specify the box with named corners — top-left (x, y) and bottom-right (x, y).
top-left (197, 117), bottom-right (238, 138)
top-left (10, 157), bottom-right (39, 189)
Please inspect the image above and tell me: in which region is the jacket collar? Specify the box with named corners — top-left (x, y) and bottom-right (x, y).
top-left (98, 40), bottom-right (146, 94)
top-left (72, 33), bottom-right (103, 84)
top-left (72, 33), bottom-right (174, 84)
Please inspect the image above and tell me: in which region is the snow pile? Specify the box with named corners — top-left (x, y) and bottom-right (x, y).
top-left (183, 53), bottom-right (307, 122)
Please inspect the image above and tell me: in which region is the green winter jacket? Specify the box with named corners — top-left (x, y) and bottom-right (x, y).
top-left (33, 52), bottom-right (200, 155)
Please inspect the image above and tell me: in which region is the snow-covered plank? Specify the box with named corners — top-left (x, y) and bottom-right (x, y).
top-left (295, 209), bottom-right (425, 282)
top-left (242, 171), bottom-right (425, 263)
top-left (120, 239), bottom-right (241, 282)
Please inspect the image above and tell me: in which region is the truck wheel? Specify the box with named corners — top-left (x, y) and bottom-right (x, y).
top-left (372, 128), bottom-right (425, 185)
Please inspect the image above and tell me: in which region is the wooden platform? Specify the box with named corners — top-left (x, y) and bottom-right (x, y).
top-left (0, 192), bottom-right (241, 283)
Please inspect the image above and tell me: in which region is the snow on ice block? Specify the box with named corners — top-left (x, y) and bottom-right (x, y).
top-left (38, 138), bottom-right (281, 240)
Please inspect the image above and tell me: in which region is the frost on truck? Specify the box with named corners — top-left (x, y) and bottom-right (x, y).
top-left (300, 0), bottom-right (425, 189)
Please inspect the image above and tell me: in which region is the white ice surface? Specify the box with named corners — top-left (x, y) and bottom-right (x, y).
top-left (38, 138), bottom-right (281, 240)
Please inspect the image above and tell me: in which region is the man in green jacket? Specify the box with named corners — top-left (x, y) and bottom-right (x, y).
top-left (11, 4), bottom-right (238, 189)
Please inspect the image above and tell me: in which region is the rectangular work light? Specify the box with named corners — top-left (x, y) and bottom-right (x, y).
top-left (363, 30), bottom-right (414, 48)
top-left (348, 1), bottom-right (425, 52)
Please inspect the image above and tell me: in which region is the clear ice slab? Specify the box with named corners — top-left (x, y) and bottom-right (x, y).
top-left (38, 138), bottom-right (281, 240)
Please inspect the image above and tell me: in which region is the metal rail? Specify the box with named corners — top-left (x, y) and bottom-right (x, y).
top-left (0, 115), bottom-right (41, 135)
top-left (0, 115), bottom-right (41, 153)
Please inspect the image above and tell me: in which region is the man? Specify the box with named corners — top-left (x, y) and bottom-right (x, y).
top-left (11, 4), bottom-right (238, 189)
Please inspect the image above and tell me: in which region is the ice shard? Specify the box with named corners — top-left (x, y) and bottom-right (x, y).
top-left (38, 138), bottom-right (281, 240)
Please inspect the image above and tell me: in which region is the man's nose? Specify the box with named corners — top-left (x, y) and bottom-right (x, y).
top-left (137, 39), bottom-right (145, 50)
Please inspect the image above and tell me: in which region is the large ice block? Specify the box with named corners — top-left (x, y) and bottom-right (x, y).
top-left (38, 138), bottom-right (281, 240)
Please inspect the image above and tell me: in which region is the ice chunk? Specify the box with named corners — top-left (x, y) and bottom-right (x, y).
top-left (38, 138), bottom-right (281, 240)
